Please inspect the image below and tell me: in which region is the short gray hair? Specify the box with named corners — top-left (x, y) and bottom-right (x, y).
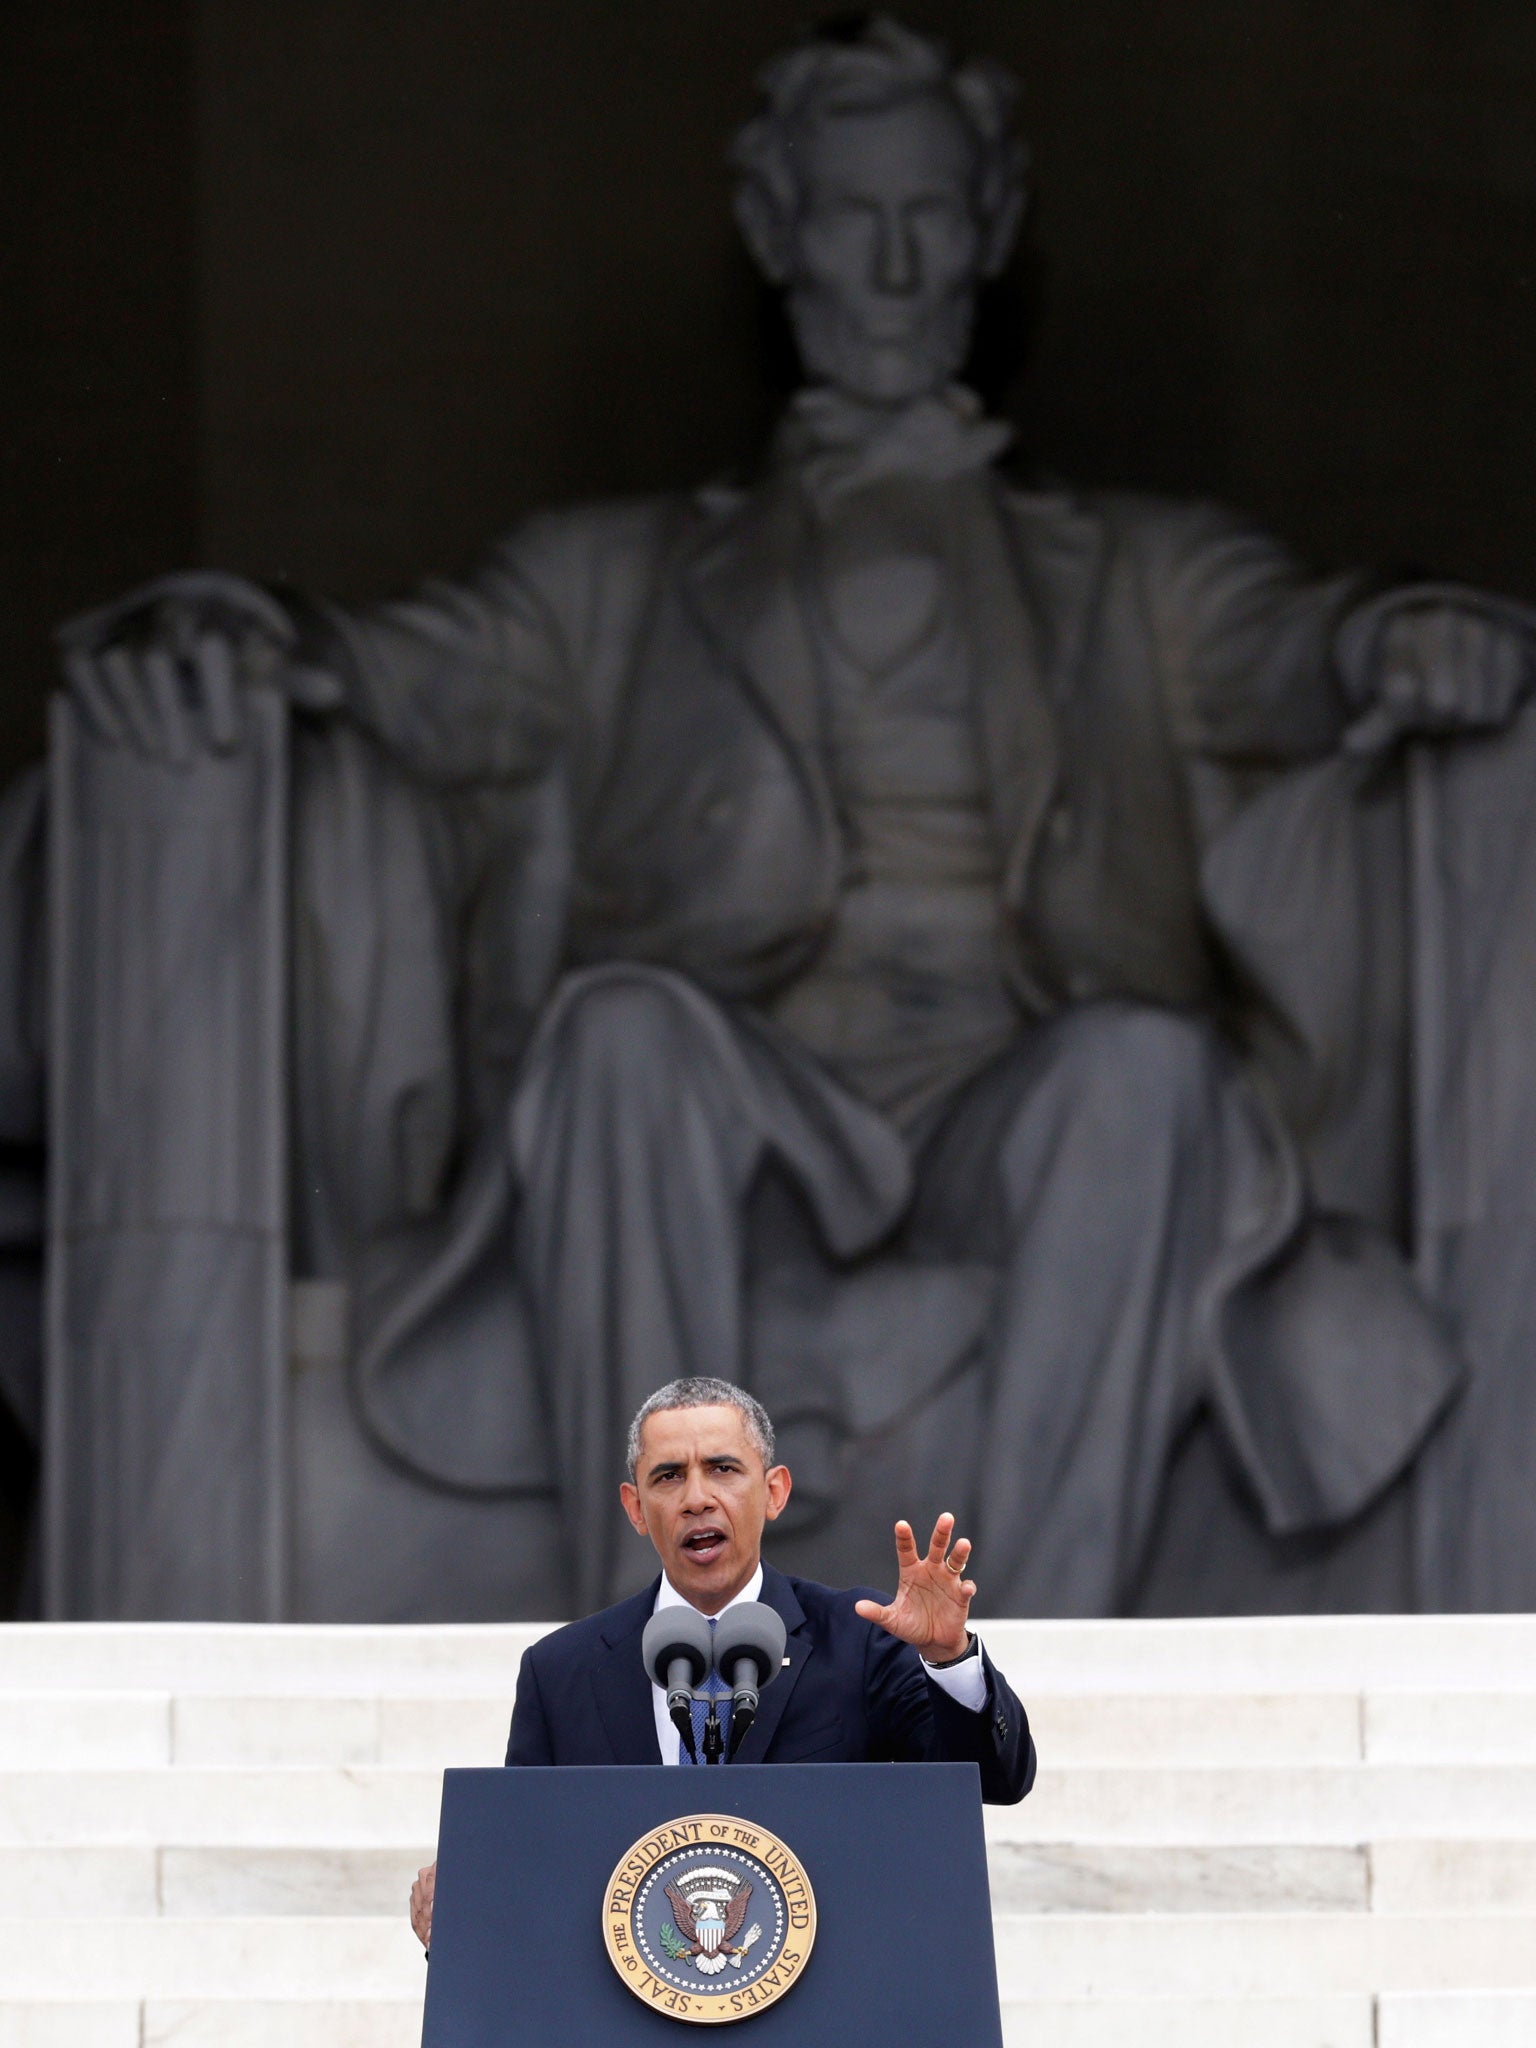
top-left (731, 15), bottom-right (1028, 263)
top-left (626, 1377), bottom-right (777, 1478)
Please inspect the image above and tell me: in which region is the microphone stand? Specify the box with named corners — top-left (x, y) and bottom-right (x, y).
top-left (668, 1694), bottom-right (698, 1764)
top-left (701, 1698), bottom-right (725, 1766)
top-left (726, 1683), bottom-right (757, 1760)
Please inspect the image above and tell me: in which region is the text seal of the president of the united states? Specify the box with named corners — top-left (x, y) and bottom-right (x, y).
top-left (603, 1813), bottom-right (816, 2023)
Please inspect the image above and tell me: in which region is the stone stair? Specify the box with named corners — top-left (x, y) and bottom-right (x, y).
top-left (1, 1616), bottom-right (1533, 2045)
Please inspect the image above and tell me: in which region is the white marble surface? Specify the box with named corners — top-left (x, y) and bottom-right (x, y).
top-left (1366, 1692), bottom-right (1536, 1762)
top-left (0, 1699), bottom-right (170, 1768)
top-left (168, 1696), bottom-right (510, 1768)
top-left (0, 2011), bottom-right (138, 2048)
top-left (986, 1842), bottom-right (1367, 1914)
top-left (980, 1616), bottom-right (1536, 1693)
top-left (985, 1765), bottom-right (1536, 1845)
top-left (1370, 1839), bottom-right (1536, 1913)
top-left (0, 1921), bottom-right (425, 2003)
top-left (4, 1616), bottom-right (1535, 1693)
top-left (0, 1627), bottom-right (546, 1694)
top-left (158, 1847), bottom-right (433, 1919)
top-left (0, 1850), bottom-right (156, 1919)
top-left (140, 2003), bottom-right (423, 2048)
top-left (1000, 1995), bottom-right (1373, 2048)
top-left (991, 1912), bottom-right (1536, 2001)
top-left (1377, 1991), bottom-right (1536, 2046)
top-left (171, 1697), bottom-right (384, 1768)
top-left (1019, 1692), bottom-right (1361, 1764)
top-left (0, 1770), bottom-right (442, 1847)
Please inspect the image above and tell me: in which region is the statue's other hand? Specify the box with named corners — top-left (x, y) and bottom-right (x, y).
top-left (57, 569), bottom-right (339, 762)
top-left (1342, 593), bottom-right (1536, 756)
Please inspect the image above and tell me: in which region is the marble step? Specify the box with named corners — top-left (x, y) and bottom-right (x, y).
top-left (7, 1688), bottom-right (1536, 1770)
top-left (987, 1764), bottom-right (1536, 1845)
top-left (1000, 1997), bottom-right (1372, 2047)
top-left (1378, 1992), bottom-right (1536, 2045)
top-left (139, 2007), bottom-right (420, 2048)
top-left (2, 1911), bottom-right (1535, 2003)
top-left (0, 2013), bottom-right (140, 2048)
top-left (4, 1837), bottom-right (1532, 1919)
top-left (0, 1627), bottom-right (544, 1695)
top-left (0, 1922), bottom-right (425, 2003)
top-left (5, 1615), bottom-right (1536, 1693)
top-left (1008, 1995), bottom-right (1536, 2048)
top-left (6, 1762), bottom-right (1536, 1848)
top-left (0, 2010), bottom-right (424, 2048)
top-left (0, 1688), bottom-right (1371, 1768)
top-left (2, 1993), bottom-right (1531, 2048)
top-left (989, 1912), bottom-right (1536, 2001)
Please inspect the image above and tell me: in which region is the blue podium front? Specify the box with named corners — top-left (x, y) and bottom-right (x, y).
top-left (422, 1762), bottom-right (1004, 2044)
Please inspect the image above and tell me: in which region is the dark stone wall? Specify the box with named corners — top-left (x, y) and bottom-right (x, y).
top-left (4, 1), bottom-right (1536, 777)
top-left (190, 0), bottom-right (1536, 597)
top-left (0, 2), bottom-right (198, 788)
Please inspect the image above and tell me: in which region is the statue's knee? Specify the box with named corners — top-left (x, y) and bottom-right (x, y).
top-left (1032, 1000), bottom-right (1220, 1128)
top-left (552, 969), bottom-right (712, 1101)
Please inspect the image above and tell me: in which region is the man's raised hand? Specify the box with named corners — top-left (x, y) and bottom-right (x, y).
top-left (854, 1511), bottom-right (975, 1665)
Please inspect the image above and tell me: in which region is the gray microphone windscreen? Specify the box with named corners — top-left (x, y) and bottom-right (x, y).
top-left (710, 1602), bottom-right (787, 1689)
top-left (641, 1606), bottom-right (714, 1689)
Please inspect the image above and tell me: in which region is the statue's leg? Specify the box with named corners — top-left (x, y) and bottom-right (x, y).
top-left (920, 1001), bottom-right (1238, 1617)
top-left (509, 964), bottom-right (909, 1609)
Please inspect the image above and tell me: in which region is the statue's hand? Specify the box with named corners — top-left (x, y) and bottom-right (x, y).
top-left (57, 570), bottom-right (341, 763)
top-left (1342, 592), bottom-right (1536, 755)
top-left (853, 1512), bottom-right (976, 1665)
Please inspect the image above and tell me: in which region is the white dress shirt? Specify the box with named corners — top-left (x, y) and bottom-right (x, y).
top-left (649, 1566), bottom-right (987, 1764)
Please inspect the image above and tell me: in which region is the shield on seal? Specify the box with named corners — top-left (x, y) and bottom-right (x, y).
top-left (694, 1903), bottom-right (726, 1954)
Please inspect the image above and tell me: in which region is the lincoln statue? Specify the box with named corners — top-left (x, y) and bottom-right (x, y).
top-left (25, 18), bottom-right (1534, 1620)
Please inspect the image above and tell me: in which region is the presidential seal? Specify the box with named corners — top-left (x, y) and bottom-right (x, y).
top-left (603, 1813), bottom-right (816, 2024)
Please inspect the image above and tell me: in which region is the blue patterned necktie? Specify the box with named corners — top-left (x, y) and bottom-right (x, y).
top-left (682, 1616), bottom-right (731, 1764)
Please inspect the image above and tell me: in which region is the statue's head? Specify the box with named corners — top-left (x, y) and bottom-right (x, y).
top-left (732, 15), bottom-right (1027, 407)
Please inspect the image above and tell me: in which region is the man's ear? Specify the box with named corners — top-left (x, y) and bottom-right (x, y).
top-left (763, 1464), bottom-right (793, 1523)
top-left (619, 1480), bottom-right (649, 1537)
top-left (734, 180), bottom-right (794, 285)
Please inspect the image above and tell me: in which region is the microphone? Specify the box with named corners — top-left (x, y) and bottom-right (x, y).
top-left (710, 1602), bottom-right (788, 1760)
top-left (641, 1607), bottom-right (714, 1764)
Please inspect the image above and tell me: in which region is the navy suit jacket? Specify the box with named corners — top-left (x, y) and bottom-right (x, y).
top-left (503, 1562), bottom-right (1036, 1805)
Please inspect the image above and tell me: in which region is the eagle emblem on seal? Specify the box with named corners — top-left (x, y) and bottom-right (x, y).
top-left (659, 1869), bottom-right (763, 1976)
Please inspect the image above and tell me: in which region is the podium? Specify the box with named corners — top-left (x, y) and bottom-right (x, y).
top-left (422, 1762), bottom-right (1004, 2044)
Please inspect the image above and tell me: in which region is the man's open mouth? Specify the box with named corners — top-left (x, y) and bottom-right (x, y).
top-left (681, 1527), bottom-right (728, 1564)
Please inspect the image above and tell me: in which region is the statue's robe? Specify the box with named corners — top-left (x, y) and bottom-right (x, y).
top-left (1205, 584), bottom-right (1536, 1612)
top-left (283, 409), bottom-right (1458, 1613)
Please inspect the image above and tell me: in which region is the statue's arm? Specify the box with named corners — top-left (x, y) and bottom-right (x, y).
top-left (1146, 501), bottom-right (1536, 769)
top-left (58, 539), bottom-right (574, 790)
top-left (1141, 500), bottom-right (1369, 766)
top-left (300, 552), bottom-right (568, 787)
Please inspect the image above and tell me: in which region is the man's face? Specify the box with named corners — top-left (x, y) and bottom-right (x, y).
top-left (619, 1404), bottom-right (792, 1613)
top-left (785, 91), bottom-right (984, 406)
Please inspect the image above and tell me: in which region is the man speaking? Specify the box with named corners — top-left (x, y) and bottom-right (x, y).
top-left (410, 1375), bottom-right (1035, 1945)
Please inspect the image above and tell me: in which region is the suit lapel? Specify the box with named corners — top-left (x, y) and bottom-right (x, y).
top-left (956, 480), bottom-right (1103, 895)
top-left (727, 1564), bottom-right (810, 1766)
top-left (680, 478), bottom-right (836, 823)
top-left (591, 1582), bottom-right (668, 1765)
